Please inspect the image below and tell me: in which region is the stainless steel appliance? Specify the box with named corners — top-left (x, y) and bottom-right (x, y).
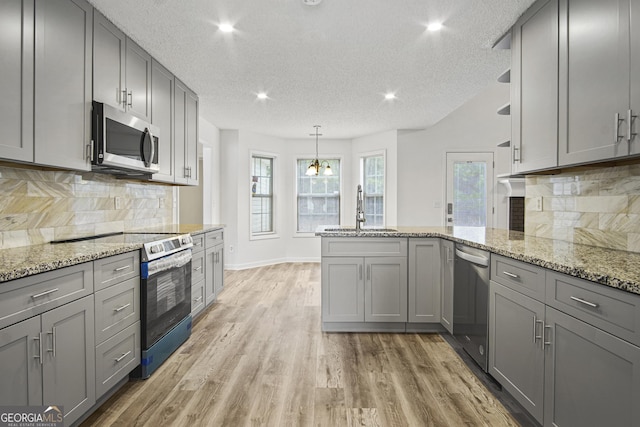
top-left (91, 101), bottom-right (160, 175)
top-left (132, 233), bottom-right (193, 379)
top-left (453, 243), bottom-right (490, 372)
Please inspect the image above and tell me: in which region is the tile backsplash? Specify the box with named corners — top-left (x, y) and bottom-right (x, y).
top-left (0, 165), bottom-right (174, 249)
top-left (525, 164), bottom-right (640, 252)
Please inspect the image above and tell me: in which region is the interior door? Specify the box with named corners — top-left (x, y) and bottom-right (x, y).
top-left (445, 152), bottom-right (494, 227)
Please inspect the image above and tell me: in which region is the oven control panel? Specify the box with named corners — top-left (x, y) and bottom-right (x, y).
top-left (142, 233), bottom-right (193, 262)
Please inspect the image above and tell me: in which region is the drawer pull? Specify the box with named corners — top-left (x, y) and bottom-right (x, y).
top-left (194, 296), bottom-right (203, 303)
top-left (31, 288), bottom-right (59, 299)
top-left (115, 351), bottom-right (132, 363)
top-left (194, 266), bottom-right (202, 272)
top-left (194, 241), bottom-right (202, 246)
top-left (114, 303), bottom-right (131, 313)
top-left (503, 271), bottom-right (520, 279)
top-left (114, 265), bottom-right (130, 272)
top-left (570, 296), bottom-right (599, 308)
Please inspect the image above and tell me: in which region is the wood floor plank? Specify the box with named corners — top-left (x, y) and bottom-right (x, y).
top-left (81, 262), bottom-right (527, 427)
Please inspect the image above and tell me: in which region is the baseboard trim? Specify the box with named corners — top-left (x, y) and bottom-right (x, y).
top-left (225, 257), bottom-right (320, 270)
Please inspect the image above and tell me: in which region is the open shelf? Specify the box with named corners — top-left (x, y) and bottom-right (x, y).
top-left (497, 103), bottom-right (511, 116)
top-left (497, 69), bottom-right (511, 83)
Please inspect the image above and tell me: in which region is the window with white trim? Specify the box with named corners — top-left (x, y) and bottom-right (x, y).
top-left (251, 155), bottom-right (274, 235)
top-left (296, 159), bottom-right (341, 232)
top-left (361, 154), bottom-right (384, 226)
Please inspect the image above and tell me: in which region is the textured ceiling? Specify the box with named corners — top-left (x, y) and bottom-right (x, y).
top-left (88, 0), bottom-right (535, 139)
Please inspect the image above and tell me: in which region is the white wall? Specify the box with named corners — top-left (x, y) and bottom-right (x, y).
top-left (351, 130), bottom-right (398, 226)
top-left (397, 82), bottom-right (511, 228)
top-left (199, 117), bottom-right (221, 224)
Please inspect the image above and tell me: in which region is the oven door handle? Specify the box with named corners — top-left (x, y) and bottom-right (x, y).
top-left (143, 249), bottom-right (192, 278)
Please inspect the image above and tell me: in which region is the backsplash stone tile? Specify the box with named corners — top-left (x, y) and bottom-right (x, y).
top-left (0, 165), bottom-right (174, 249)
top-left (525, 164), bottom-right (640, 253)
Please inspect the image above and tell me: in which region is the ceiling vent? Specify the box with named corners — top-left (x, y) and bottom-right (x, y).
top-left (302, 0), bottom-right (322, 5)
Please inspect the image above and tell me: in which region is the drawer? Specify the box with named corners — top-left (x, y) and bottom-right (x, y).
top-left (95, 321), bottom-right (141, 398)
top-left (0, 262), bottom-right (94, 330)
top-left (94, 276), bottom-right (140, 344)
top-left (191, 251), bottom-right (205, 284)
top-left (191, 280), bottom-right (205, 318)
top-left (191, 233), bottom-right (205, 254)
top-left (546, 271), bottom-right (640, 346)
top-left (94, 251), bottom-right (140, 292)
top-left (491, 255), bottom-right (546, 302)
top-left (321, 238), bottom-right (407, 257)
top-left (205, 230), bottom-right (224, 248)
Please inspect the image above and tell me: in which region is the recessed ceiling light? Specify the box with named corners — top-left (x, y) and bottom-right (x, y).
top-left (257, 92), bottom-right (268, 100)
top-left (219, 23), bottom-right (234, 33)
top-left (385, 93), bottom-right (396, 100)
top-left (427, 22), bottom-right (443, 32)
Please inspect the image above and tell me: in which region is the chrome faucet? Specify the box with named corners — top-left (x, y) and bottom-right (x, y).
top-left (356, 184), bottom-right (366, 232)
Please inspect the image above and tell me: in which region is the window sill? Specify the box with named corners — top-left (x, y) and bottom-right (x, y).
top-left (250, 233), bottom-right (280, 241)
top-left (294, 232), bottom-right (320, 238)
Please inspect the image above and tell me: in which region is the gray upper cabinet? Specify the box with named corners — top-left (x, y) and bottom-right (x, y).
top-left (34, 0), bottom-right (92, 171)
top-left (93, 9), bottom-right (151, 122)
top-left (440, 239), bottom-right (454, 334)
top-left (558, 0), bottom-right (632, 165)
top-left (0, 0), bottom-right (34, 163)
top-left (151, 60), bottom-right (175, 183)
top-left (408, 239), bottom-right (441, 324)
top-left (631, 0), bottom-right (640, 155)
top-left (511, 0), bottom-right (558, 173)
top-left (543, 306), bottom-right (640, 427)
top-left (174, 78), bottom-right (199, 185)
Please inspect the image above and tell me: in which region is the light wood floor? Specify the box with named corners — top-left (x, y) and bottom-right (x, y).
top-left (82, 263), bottom-right (527, 427)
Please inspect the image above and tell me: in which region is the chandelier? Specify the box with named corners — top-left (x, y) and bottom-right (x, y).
top-left (306, 125), bottom-right (333, 176)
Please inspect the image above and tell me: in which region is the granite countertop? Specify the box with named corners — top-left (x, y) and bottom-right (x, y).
top-left (316, 226), bottom-right (640, 296)
top-left (0, 224), bottom-right (224, 283)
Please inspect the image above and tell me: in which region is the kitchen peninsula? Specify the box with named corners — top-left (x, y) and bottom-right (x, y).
top-left (317, 225), bottom-right (640, 426)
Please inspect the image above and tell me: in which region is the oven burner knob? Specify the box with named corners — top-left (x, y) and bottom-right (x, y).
top-left (181, 236), bottom-right (191, 245)
top-left (150, 244), bottom-right (162, 254)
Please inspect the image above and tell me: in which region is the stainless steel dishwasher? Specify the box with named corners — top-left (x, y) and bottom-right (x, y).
top-left (453, 243), bottom-right (491, 372)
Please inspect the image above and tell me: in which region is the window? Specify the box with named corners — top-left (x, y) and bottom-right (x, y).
top-left (251, 155), bottom-right (273, 234)
top-left (297, 159), bottom-right (341, 232)
top-left (361, 154), bottom-right (385, 226)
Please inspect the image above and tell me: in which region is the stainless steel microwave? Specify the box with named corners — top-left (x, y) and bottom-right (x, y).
top-left (91, 101), bottom-right (160, 175)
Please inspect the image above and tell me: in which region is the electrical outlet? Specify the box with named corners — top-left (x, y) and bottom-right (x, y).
top-left (532, 196), bottom-right (543, 212)
top-left (433, 201), bottom-right (441, 209)
top-left (114, 197), bottom-right (122, 210)
top-left (159, 198), bottom-right (165, 209)
top-left (229, 245), bottom-right (234, 253)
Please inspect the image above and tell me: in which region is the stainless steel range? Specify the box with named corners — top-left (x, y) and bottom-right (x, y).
top-left (132, 233), bottom-right (193, 379)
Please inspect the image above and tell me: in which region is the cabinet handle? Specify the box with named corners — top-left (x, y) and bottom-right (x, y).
top-left (533, 317), bottom-right (544, 344)
top-left (194, 266), bottom-right (202, 272)
top-left (628, 109), bottom-right (637, 143)
top-left (114, 303), bottom-right (131, 313)
top-left (543, 325), bottom-right (552, 347)
top-left (127, 90), bottom-right (133, 108)
top-left (503, 271), bottom-right (519, 279)
top-left (31, 288), bottom-right (59, 299)
top-left (115, 351), bottom-right (132, 363)
top-left (34, 334), bottom-right (43, 365)
top-left (615, 112), bottom-right (624, 143)
top-left (570, 296), bottom-right (598, 308)
top-left (194, 296), bottom-right (203, 303)
top-left (366, 265), bottom-right (370, 280)
top-left (47, 327), bottom-right (56, 358)
top-left (513, 146), bottom-right (521, 162)
top-left (114, 265), bottom-right (130, 272)
top-left (121, 89), bottom-right (127, 108)
top-left (359, 265), bottom-right (363, 280)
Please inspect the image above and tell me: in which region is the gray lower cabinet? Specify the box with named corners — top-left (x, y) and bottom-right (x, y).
top-left (0, 295), bottom-right (96, 425)
top-left (489, 280), bottom-right (545, 423)
top-left (511, 0), bottom-right (558, 173)
top-left (34, 0), bottom-right (92, 171)
top-left (204, 243), bottom-right (224, 305)
top-left (191, 236), bottom-right (206, 317)
top-left (0, 0), bottom-right (34, 163)
top-left (365, 256), bottom-right (407, 322)
top-left (321, 258), bottom-right (364, 322)
top-left (408, 238), bottom-right (441, 324)
top-left (544, 306), bottom-right (640, 427)
top-left (440, 239), bottom-right (454, 334)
